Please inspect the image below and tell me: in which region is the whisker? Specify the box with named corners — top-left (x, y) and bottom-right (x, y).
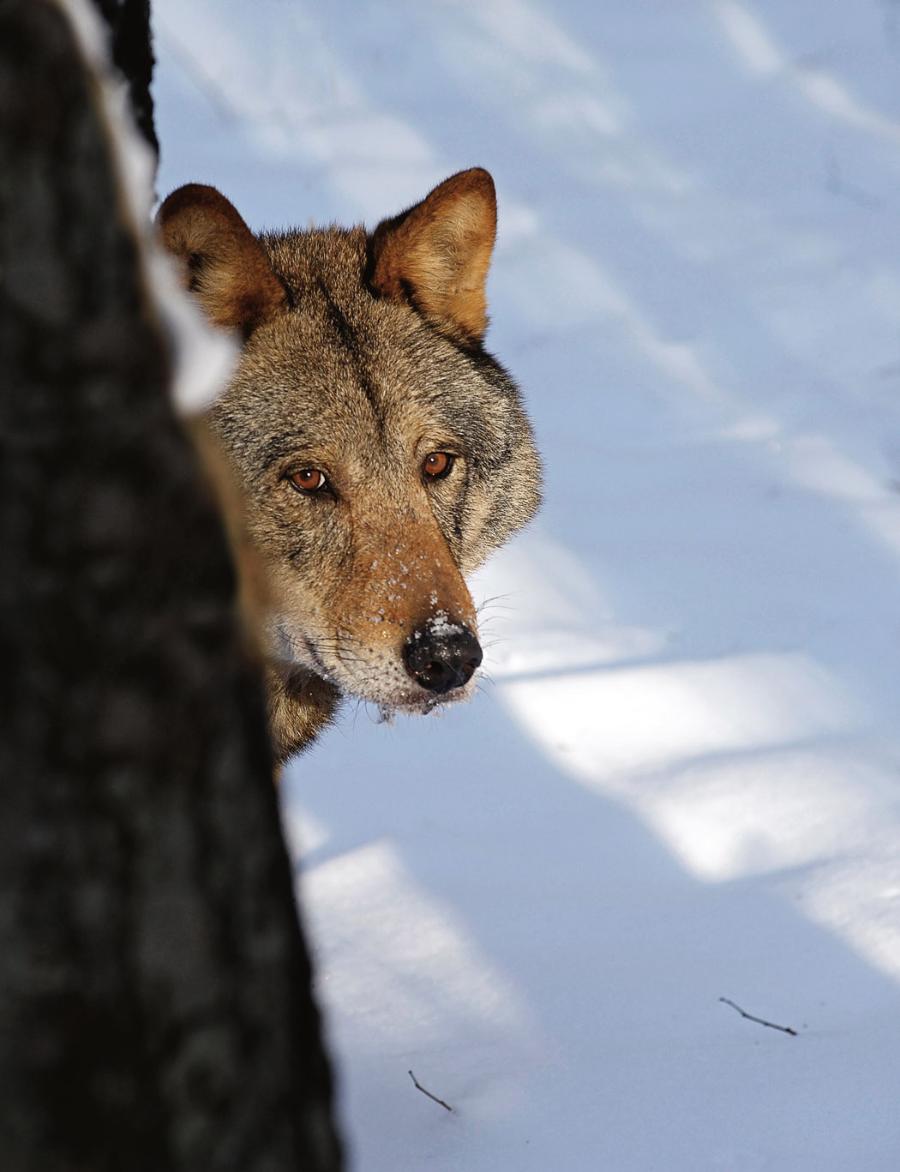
top-left (477, 592), bottom-right (514, 608)
top-left (475, 619), bottom-right (505, 634)
top-left (477, 593), bottom-right (522, 615)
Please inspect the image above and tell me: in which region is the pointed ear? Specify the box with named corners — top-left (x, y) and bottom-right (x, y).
top-left (156, 184), bottom-right (287, 334)
top-left (368, 168), bottom-right (497, 343)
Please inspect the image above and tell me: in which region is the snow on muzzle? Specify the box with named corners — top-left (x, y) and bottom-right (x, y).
top-left (402, 614), bottom-right (483, 694)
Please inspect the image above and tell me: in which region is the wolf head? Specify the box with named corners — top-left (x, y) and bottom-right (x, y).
top-left (158, 169), bottom-right (540, 758)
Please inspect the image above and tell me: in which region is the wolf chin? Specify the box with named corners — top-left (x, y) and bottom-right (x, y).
top-left (158, 169), bottom-right (541, 761)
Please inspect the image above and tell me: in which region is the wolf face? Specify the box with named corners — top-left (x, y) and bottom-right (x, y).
top-left (158, 170), bottom-right (540, 759)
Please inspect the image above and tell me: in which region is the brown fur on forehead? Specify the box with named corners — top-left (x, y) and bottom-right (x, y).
top-left (263, 225), bottom-right (370, 303)
top-left (214, 225), bottom-right (513, 460)
top-left (209, 218), bottom-right (540, 569)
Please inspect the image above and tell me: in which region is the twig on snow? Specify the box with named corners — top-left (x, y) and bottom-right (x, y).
top-left (408, 1069), bottom-right (454, 1113)
top-left (719, 997), bottom-right (798, 1036)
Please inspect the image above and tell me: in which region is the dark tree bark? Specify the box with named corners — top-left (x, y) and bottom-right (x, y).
top-left (0, 3), bottom-right (342, 1169)
top-left (90, 0), bottom-right (159, 157)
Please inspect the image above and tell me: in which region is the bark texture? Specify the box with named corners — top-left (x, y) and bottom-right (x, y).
top-left (0, 3), bottom-right (342, 1169)
top-left (90, 0), bottom-right (159, 156)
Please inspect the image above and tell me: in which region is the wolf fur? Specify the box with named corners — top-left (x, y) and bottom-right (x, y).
top-left (158, 169), bottom-right (541, 761)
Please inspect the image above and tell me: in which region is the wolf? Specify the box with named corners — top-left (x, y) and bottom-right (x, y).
top-left (157, 168), bottom-right (541, 761)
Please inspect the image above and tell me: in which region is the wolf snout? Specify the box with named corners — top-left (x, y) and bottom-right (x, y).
top-left (403, 622), bottom-right (482, 694)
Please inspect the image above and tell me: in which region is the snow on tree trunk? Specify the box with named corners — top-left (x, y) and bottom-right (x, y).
top-left (0, 3), bottom-right (343, 1169)
top-left (90, 0), bottom-right (159, 157)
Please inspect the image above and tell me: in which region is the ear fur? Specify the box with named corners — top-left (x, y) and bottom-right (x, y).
top-left (368, 168), bottom-right (497, 343)
top-left (156, 184), bottom-right (287, 334)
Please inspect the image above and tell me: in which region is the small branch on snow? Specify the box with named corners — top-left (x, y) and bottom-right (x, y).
top-left (408, 1070), bottom-right (454, 1113)
top-left (719, 997), bottom-right (798, 1037)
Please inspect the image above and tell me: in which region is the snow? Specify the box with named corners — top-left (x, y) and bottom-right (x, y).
top-left (153, 2), bottom-right (900, 1168)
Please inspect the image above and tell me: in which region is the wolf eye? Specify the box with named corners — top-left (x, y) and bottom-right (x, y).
top-left (423, 452), bottom-right (454, 481)
top-left (288, 468), bottom-right (328, 494)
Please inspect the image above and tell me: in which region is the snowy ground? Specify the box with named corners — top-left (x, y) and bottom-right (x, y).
top-left (153, 3), bottom-right (900, 1168)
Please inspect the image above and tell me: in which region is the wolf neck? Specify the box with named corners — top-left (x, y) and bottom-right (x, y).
top-left (266, 665), bottom-right (340, 761)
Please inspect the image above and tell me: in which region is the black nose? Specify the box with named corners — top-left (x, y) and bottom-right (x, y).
top-left (403, 623), bottom-right (483, 694)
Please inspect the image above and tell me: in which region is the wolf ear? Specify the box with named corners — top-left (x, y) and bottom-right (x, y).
top-left (368, 168), bottom-right (497, 343)
top-left (156, 184), bottom-right (287, 334)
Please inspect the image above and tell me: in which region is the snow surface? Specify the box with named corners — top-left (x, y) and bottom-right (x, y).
top-left (153, 3), bottom-right (900, 1168)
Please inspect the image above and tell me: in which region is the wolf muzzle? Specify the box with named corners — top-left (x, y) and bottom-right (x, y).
top-left (403, 623), bottom-right (482, 694)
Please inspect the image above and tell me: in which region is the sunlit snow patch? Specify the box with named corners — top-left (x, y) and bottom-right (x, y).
top-left (302, 841), bottom-right (536, 1052)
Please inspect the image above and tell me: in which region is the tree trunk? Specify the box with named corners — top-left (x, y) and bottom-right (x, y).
top-left (90, 0), bottom-right (159, 157)
top-left (0, 3), bottom-right (343, 1169)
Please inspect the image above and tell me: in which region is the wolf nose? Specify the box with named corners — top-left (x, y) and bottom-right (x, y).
top-left (403, 624), bottom-right (483, 694)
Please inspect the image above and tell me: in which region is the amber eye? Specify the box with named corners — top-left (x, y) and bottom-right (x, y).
top-left (423, 452), bottom-right (454, 481)
top-left (288, 468), bottom-right (328, 494)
